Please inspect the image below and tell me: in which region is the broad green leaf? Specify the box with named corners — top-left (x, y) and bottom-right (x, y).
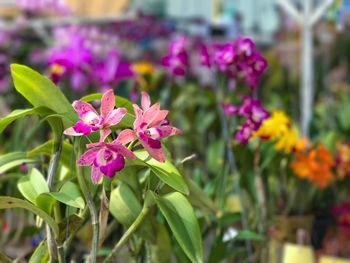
top-left (235, 230), bottom-right (264, 241)
top-left (110, 183), bottom-right (142, 226)
top-left (0, 196), bottom-right (59, 237)
top-left (18, 168), bottom-right (49, 204)
top-left (153, 192), bottom-right (203, 263)
top-left (0, 107), bottom-right (53, 133)
top-left (49, 181), bottom-right (85, 209)
top-left (0, 152), bottom-right (37, 174)
top-left (28, 140), bottom-right (75, 170)
top-left (10, 64), bottom-right (72, 114)
top-left (132, 150), bottom-right (189, 195)
top-left (29, 240), bottom-right (49, 263)
top-left (110, 183), bottom-right (153, 241)
top-left (36, 193), bottom-right (56, 214)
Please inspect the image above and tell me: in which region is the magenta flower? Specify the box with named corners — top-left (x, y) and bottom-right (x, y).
top-left (162, 36), bottom-right (189, 76)
top-left (214, 43), bottom-right (235, 71)
top-left (236, 121), bottom-right (254, 144)
top-left (77, 140), bottom-right (135, 183)
top-left (64, 89), bottom-right (127, 142)
top-left (117, 92), bottom-right (181, 162)
top-left (221, 103), bottom-right (238, 118)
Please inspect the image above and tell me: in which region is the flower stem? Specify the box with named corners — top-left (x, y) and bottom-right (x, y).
top-left (75, 139), bottom-right (99, 263)
top-left (214, 74), bottom-right (254, 262)
top-left (46, 136), bottom-right (63, 263)
top-left (104, 192), bottom-right (154, 263)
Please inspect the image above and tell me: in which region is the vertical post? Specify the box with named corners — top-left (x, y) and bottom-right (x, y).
top-left (301, 0), bottom-right (313, 136)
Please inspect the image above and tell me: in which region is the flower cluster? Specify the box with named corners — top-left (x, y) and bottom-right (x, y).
top-left (64, 89), bottom-right (181, 183)
top-left (200, 38), bottom-right (268, 89)
top-left (291, 144), bottom-right (334, 189)
top-left (254, 110), bottom-right (307, 153)
top-left (223, 97), bottom-right (269, 144)
top-left (48, 26), bottom-right (134, 92)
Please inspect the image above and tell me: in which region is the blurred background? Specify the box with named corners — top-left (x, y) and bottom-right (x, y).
top-left (1, 0), bottom-right (350, 262)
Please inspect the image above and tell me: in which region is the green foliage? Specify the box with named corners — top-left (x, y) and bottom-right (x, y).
top-left (153, 192), bottom-right (203, 263)
top-left (0, 152), bottom-right (37, 174)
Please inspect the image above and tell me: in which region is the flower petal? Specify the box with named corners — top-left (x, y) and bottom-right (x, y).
top-left (100, 127), bottom-right (111, 142)
top-left (143, 103), bottom-right (160, 126)
top-left (141, 141), bottom-right (166, 162)
top-left (104, 108), bottom-right (127, 126)
top-left (101, 89), bottom-right (115, 118)
top-left (141, 91), bottom-right (151, 111)
top-left (153, 126), bottom-right (182, 138)
top-left (73, 100), bottom-right (98, 118)
top-left (149, 110), bottom-right (169, 127)
top-left (91, 165), bottom-right (103, 184)
top-left (133, 104), bottom-right (145, 129)
top-left (77, 148), bottom-right (100, 166)
top-left (115, 129), bottom-right (135, 144)
top-left (72, 120), bottom-right (93, 135)
top-left (100, 155), bottom-right (125, 178)
top-left (113, 144), bottom-right (136, 159)
top-left (63, 126), bottom-right (84, 136)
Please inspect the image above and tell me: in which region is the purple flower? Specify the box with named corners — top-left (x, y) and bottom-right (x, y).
top-left (77, 140), bottom-right (135, 183)
top-left (162, 36), bottom-right (189, 76)
top-left (221, 103), bottom-right (238, 118)
top-left (236, 122), bottom-right (254, 144)
top-left (214, 43), bottom-right (235, 71)
top-left (64, 89), bottom-right (127, 142)
top-left (234, 96), bottom-right (269, 144)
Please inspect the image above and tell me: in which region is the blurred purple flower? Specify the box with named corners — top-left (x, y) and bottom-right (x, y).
top-left (221, 103), bottom-right (238, 118)
top-left (162, 36), bottom-right (188, 76)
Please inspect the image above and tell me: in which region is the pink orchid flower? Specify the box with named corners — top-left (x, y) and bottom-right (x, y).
top-left (64, 89), bottom-right (127, 141)
top-left (77, 138), bottom-right (136, 183)
top-left (117, 92), bottom-right (181, 162)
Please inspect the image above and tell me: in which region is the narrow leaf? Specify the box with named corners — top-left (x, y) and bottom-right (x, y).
top-left (132, 150), bottom-right (189, 195)
top-left (0, 152), bottom-right (37, 174)
top-left (29, 240), bottom-right (49, 263)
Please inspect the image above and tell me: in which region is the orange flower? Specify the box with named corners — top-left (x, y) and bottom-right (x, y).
top-left (291, 144), bottom-right (334, 188)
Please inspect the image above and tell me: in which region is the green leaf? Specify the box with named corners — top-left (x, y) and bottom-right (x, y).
top-left (29, 240), bottom-right (49, 263)
top-left (0, 152), bottom-right (37, 174)
top-left (153, 192), bottom-right (203, 263)
top-left (48, 181), bottom-right (85, 209)
top-left (10, 64), bottom-right (72, 114)
top-left (0, 107), bottom-right (53, 133)
top-left (18, 168), bottom-right (49, 204)
top-left (35, 193), bottom-right (56, 214)
top-left (235, 230), bottom-right (264, 241)
top-left (185, 177), bottom-right (216, 212)
top-left (0, 196), bottom-right (59, 237)
top-left (109, 183), bottom-right (153, 241)
top-left (132, 150), bottom-right (189, 195)
top-left (28, 140), bottom-right (75, 170)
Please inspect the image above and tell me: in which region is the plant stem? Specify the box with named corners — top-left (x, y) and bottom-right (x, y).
top-left (103, 206), bottom-right (151, 263)
top-left (46, 136), bottom-right (63, 263)
top-left (214, 74), bottom-right (254, 262)
top-left (75, 139), bottom-right (99, 263)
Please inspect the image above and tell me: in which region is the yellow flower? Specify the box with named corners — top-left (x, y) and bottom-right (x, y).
top-left (254, 110), bottom-right (290, 140)
top-left (275, 128), bottom-right (300, 153)
top-left (132, 61), bottom-right (154, 75)
top-left (255, 110), bottom-right (306, 154)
